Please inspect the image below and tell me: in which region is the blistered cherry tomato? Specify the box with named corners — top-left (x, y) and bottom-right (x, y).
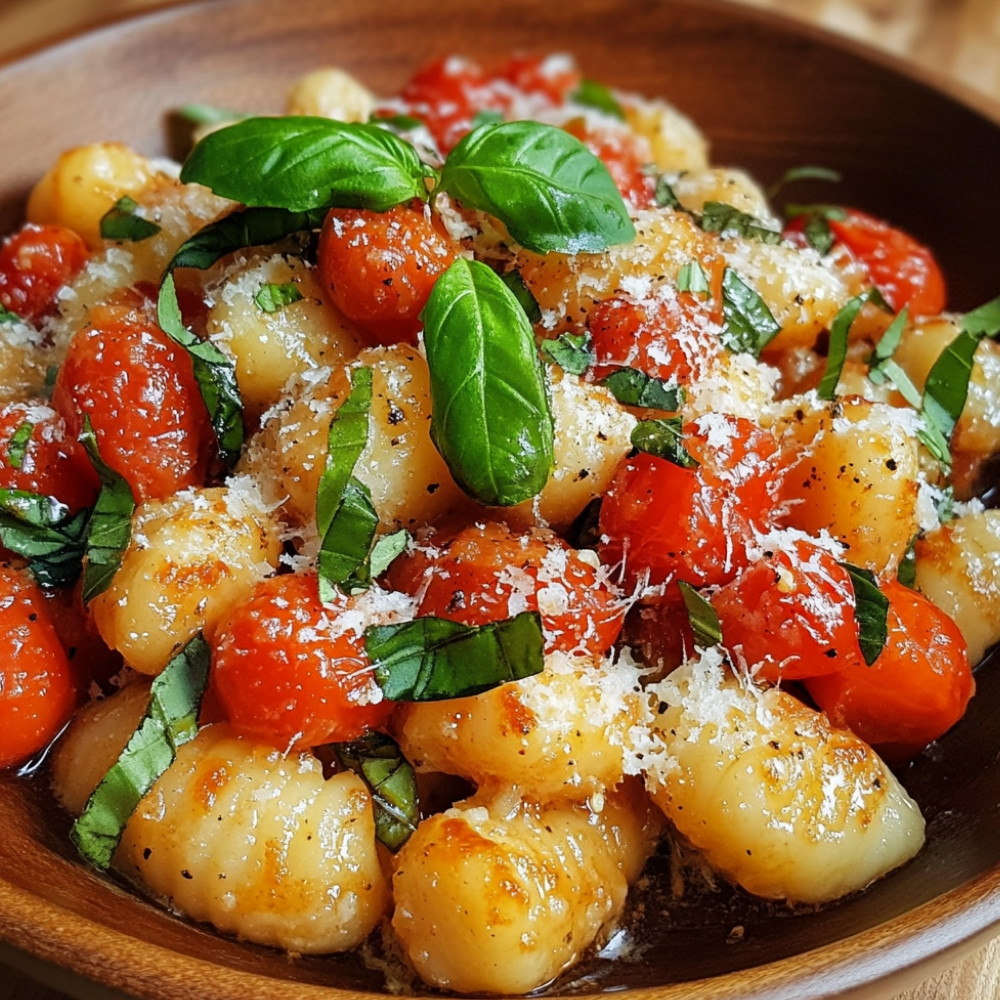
top-left (210, 572), bottom-right (393, 749)
top-left (51, 306), bottom-right (213, 503)
top-left (495, 53), bottom-right (581, 105)
top-left (387, 521), bottom-right (625, 656)
top-left (0, 223), bottom-right (88, 326)
top-left (587, 292), bottom-right (723, 386)
top-left (713, 540), bottom-right (865, 684)
top-left (805, 580), bottom-right (973, 757)
top-left (599, 415), bottom-right (780, 588)
top-left (563, 118), bottom-right (655, 209)
top-left (317, 203), bottom-right (458, 347)
top-left (0, 565), bottom-right (80, 770)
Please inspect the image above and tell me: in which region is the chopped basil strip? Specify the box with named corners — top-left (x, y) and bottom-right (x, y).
top-left (840, 562), bottom-right (889, 666)
top-left (317, 367), bottom-right (378, 600)
top-left (897, 536), bottom-right (918, 588)
top-left (181, 116), bottom-right (433, 213)
top-left (571, 79), bottom-right (626, 120)
top-left (422, 259), bottom-right (554, 507)
top-left (678, 580), bottom-right (722, 648)
top-left (961, 294), bottom-right (1000, 338)
top-left (500, 269), bottom-right (542, 324)
top-left (371, 112), bottom-right (425, 132)
top-left (784, 204), bottom-right (847, 256)
top-left (334, 732), bottom-right (419, 852)
top-left (71, 634), bottom-right (210, 870)
top-left (366, 610), bottom-right (545, 702)
top-left (99, 197), bottom-right (161, 242)
top-left (0, 490), bottom-right (89, 589)
top-left (719, 269), bottom-right (781, 357)
top-left (765, 165), bottom-right (840, 201)
top-left (677, 260), bottom-right (710, 296)
top-left (631, 417), bottom-right (698, 468)
top-left (6, 420), bottom-right (33, 470)
top-left (934, 485), bottom-right (955, 523)
top-left (177, 103), bottom-right (249, 126)
top-left (438, 120), bottom-right (635, 254)
top-left (78, 417), bottom-right (135, 604)
top-left (0, 302), bottom-right (25, 325)
top-left (366, 529), bottom-right (411, 581)
top-left (654, 175), bottom-right (680, 209)
top-left (699, 202), bottom-right (781, 245)
top-left (540, 331), bottom-right (594, 376)
top-left (157, 274), bottom-right (244, 468)
top-left (472, 109), bottom-right (505, 128)
top-left (817, 288), bottom-right (887, 401)
top-left (601, 368), bottom-right (683, 411)
top-left (254, 281), bottom-right (303, 313)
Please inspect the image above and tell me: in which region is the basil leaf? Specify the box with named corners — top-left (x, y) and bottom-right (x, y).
top-left (366, 610), bottom-right (545, 702)
top-left (631, 417), bottom-right (698, 468)
top-left (157, 274), bottom-right (244, 468)
top-left (654, 175), bottom-right (680, 209)
top-left (181, 116), bottom-right (431, 213)
top-left (870, 305), bottom-right (909, 365)
top-left (784, 204), bottom-right (847, 256)
top-left (318, 477), bottom-right (380, 598)
top-left (872, 357), bottom-right (923, 409)
top-left (766, 165), bottom-right (840, 201)
top-left (571, 79), bottom-right (626, 120)
top-left (677, 260), bottom-right (710, 295)
top-left (499, 269), bottom-right (542, 324)
top-left (840, 562), bottom-right (889, 666)
top-left (961, 294), bottom-right (1000, 338)
top-left (71, 634), bottom-right (210, 870)
top-left (254, 281), bottom-right (303, 313)
top-left (678, 580), bottom-right (721, 648)
top-left (700, 202), bottom-right (781, 245)
top-left (817, 288), bottom-right (886, 401)
top-left (78, 417), bottom-right (135, 604)
top-left (719, 269), bottom-right (781, 357)
top-left (438, 120), bottom-right (635, 254)
top-left (600, 368), bottom-right (683, 410)
top-left (422, 258), bottom-right (554, 507)
top-left (6, 420), bottom-right (33, 470)
top-left (540, 331), bottom-right (594, 376)
top-left (0, 303), bottom-right (24, 326)
top-left (334, 732), bottom-right (418, 852)
top-left (0, 490), bottom-right (89, 589)
top-left (371, 112), bottom-right (425, 132)
top-left (472, 109), bottom-right (504, 128)
top-left (99, 197), bottom-right (161, 242)
top-left (897, 536), bottom-right (918, 588)
top-left (367, 528), bottom-right (411, 580)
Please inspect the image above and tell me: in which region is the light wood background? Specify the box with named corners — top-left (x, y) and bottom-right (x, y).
top-left (0, 1), bottom-right (998, 999)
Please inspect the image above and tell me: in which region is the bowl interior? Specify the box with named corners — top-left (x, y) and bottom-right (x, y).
top-left (2, 1), bottom-right (1000, 998)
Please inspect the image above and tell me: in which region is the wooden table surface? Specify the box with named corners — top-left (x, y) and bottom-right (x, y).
top-left (1, 1), bottom-right (999, 999)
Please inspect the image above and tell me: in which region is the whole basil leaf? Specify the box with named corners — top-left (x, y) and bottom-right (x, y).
top-left (422, 258), bottom-right (554, 507)
top-left (366, 611), bottom-right (545, 701)
top-left (180, 116), bottom-right (432, 212)
top-left (71, 634), bottom-right (210, 870)
top-left (438, 120), bottom-right (635, 254)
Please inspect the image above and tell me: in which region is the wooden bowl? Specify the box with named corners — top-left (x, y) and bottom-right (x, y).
top-left (2, 1), bottom-right (1000, 998)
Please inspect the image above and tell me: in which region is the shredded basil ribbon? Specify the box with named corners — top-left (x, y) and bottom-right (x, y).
top-left (631, 417), bottom-right (698, 468)
top-left (71, 634), bottom-right (210, 870)
top-left (840, 562), bottom-right (889, 665)
top-left (99, 197), bottom-right (161, 242)
top-left (720, 268), bottom-right (781, 357)
top-left (601, 368), bottom-right (683, 411)
top-left (678, 580), bottom-right (721, 648)
top-left (366, 611), bottom-right (545, 702)
top-left (817, 287), bottom-right (888, 401)
top-left (540, 331), bottom-right (594, 376)
top-left (0, 490), bottom-right (89, 589)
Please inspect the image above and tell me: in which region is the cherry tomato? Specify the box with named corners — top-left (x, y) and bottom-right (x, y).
top-left (495, 53), bottom-right (581, 105)
top-left (317, 203), bottom-right (458, 347)
top-left (210, 572), bottom-right (393, 749)
top-left (563, 118), bottom-right (655, 209)
top-left (0, 565), bottom-right (80, 770)
top-left (805, 580), bottom-right (974, 757)
top-left (587, 293), bottom-right (723, 387)
top-left (598, 415), bottom-right (780, 588)
top-left (713, 540), bottom-right (865, 684)
top-left (0, 223), bottom-right (88, 326)
top-left (387, 521), bottom-right (625, 657)
top-left (51, 306), bottom-right (213, 503)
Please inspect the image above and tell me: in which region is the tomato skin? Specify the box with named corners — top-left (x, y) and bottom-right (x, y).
top-left (599, 416), bottom-right (779, 589)
top-left (317, 204), bottom-right (458, 347)
top-left (587, 293), bottom-right (723, 386)
top-left (713, 540), bottom-right (865, 683)
top-left (0, 223), bottom-right (88, 326)
top-left (210, 573), bottom-right (393, 749)
top-left (0, 399), bottom-right (99, 512)
top-left (805, 580), bottom-right (974, 756)
top-left (387, 521), bottom-right (625, 656)
top-left (51, 308), bottom-right (213, 503)
top-left (0, 565), bottom-right (80, 770)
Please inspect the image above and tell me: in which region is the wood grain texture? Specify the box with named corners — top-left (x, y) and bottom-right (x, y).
top-left (1, 2), bottom-right (999, 1000)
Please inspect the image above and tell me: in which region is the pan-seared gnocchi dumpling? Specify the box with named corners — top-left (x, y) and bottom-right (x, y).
top-left (393, 650), bottom-right (649, 802)
top-left (774, 396), bottom-right (924, 574)
top-left (623, 96), bottom-right (709, 173)
top-left (391, 781), bottom-right (661, 995)
top-left (914, 509), bottom-right (1000, 665)
top-left (670, 167), bottom-right (776, 225)
top-left (88, 482), bottom-right (282, 675)
top-left (204, 251), bottom-right (363, 421)
top-left (644, 650), bottom-right (925, 904)
top-left (285, 67), bottom-right (377, 122)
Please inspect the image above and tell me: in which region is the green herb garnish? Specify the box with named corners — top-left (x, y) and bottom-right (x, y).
top-left (766, 165), bottom-right (840, 202)
top-left (840, 562), bottom-right (889, 666)
top-left (0, 490), bottom-right (89, 589)
top-left (540, 331), bottom-right (594, 376)
top-left (571, 79), bottom-right (626, 120)
top-left (678, 580), bottom-right (722, 648)
top-left (600, 368), bottom-right (683, 411)
top-left (631, 417), bottom-right (698, 468)
top-left (99, 197), bottom-right (161, 242)
top-left (677, 260), bottom-right (711, 296)
top-left (699, 202), bottom-right (781, 245)
top-left (816, 288), bottom-right (887, 401)
top-left (254, 282), bottom-right (303, 313)
top-left (6, 420), bottom-right (34, 470)
top-left (719, 268), bottom-right (781, 357)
